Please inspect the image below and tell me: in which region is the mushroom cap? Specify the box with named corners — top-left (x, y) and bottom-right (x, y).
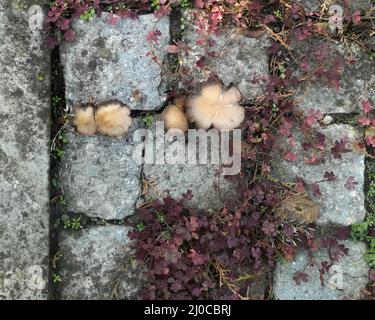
top-left (200, 83), bottom-right (222, 104)
top-left (212, 104), bottom-right (245, 130)
top-left (219, 86), bottom-right (242, 105)
top-left (161, 104), bottom-right (189, 132)
top-left (187, 84), bottom-right (244, 130)
top-left (95, 100), bottom-right (132, 138)
top-left (73, 103), bottom-right (97, 136)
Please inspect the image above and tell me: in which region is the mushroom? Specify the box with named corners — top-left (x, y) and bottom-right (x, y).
top-left (95, 99), bottom-right (132, 138)
top-left (73, 102), bottom-right (97, 136)
top-left (161, 95), bottom-right (189, 133)
top-left (186, 83), bottom-right (244, 130)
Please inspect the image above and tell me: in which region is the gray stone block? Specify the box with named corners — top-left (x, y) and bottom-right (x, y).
top-left (60, 13), bottom-right (170, 111)
top-left (59, 126), bottom-right (142, 220)
top-left (58, 226), bottom-right (140, 300)
top-left (142, 133), bottom-right (239, 211)
top-left (0, 1), bottom-right (50, 299)
top-left (294, 41), bottom-right (374, 114)
top-left (181, 10), bottom-right (269, 101)
top-left (274, 240), bottom-right (369, 300)
top-left (272, 124), bottom-right (366, 226)
top-left (296, 0), bottom-right (372, 12)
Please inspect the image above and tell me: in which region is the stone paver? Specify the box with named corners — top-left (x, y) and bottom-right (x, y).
top-left (297, 0), bottom-right (372, 12)
top-left (60, 13), bottom-right (170, 111)
top-left (274, 240), bottom-right (369, 300)
top-left (144, 161), bottom-right (238, 211)
top-left (0, 1), bottom-right (50, 299)
top-left (181, 10), bottom-right (269, 101)
top-left (58, 226), bottom-right (140, 300)
top-left (142, 129), bottom-right (239, 211)
top-left (294, 40), bottom-right (374, 114)
top-left (59, 126), bottom-right (142, 220)
top-left (272, 124), bottom-right (366, 226)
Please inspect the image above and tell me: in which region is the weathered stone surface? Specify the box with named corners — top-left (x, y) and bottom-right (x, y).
top-left (58, 226), bottom-right (140, 300)
top-left (294, 40), bottom-right (374, 114)
top-left (272, 124), bottom-right (366, 226)
top-left (181, 10), bottom-right (269, 101)
top-left (297, 0), bottom-right (372, 12)
top-left (274, 240), bottom-right (369, 300)
top-left (144, 162), bottom-right (237, 211)
top-left (61, 13), bottom-right (170, 111)
top-left (60, 126), bottom-right (142, 219)
top-left (0, 1), bottom-right (50, 299)
top-left (143, 132), bottom-right (239, 211)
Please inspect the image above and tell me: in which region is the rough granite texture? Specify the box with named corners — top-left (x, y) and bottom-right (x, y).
top-left (60, 13), bottom-right (170, 111)
top-left (297, 0), bottom-right (372, 12)
top-left (143, 135), bottom-right (239, 211)
top-left (294, 40), bottom-right (374, 114)
top-left (0, 0), bottom-right (50, 299)
top-left (272, 124), bottom-right (366, 226)
top-left (144, 162), bottom-right (238, 211)
top-left (274, 240), bottom-right (369, 300)
top-left (181, 10), bottom-right (269, 101)
top-left (59, 126), bottom-right (142, 220)
top-left (58, 226), bottom-right (140, 300)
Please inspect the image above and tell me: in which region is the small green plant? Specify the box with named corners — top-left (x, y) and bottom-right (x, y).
top-left (351, 221), bottom-right (371, 241)
top-left (52, 95), bottom-right (62, 107)
top-left (137, 223), bottom-right (145, 231)
top-left (54, 148), bottom-right (64, 159)
top-left (180, 16), bottom-right (186, 31)
top-left (142, 114), bottom-right (154, 128)
top-left (151, 0), bottom-right (160, 9)
top-left (64, 217), bottom-right (83, 230)
top-left (271, 103), bottom-right (280, 117)
top-left (278, 64), bottom-right (286, 79)
top-left (99, 219), bottom-right (108, 226)
top-left (178, 0), bottom-right (190, 8)
top-left (351, 213), bottom-right (375, 267)
top-left (368, 172), bottom-right (375, 197)
top-left (58, 195), bottom-right (66, 206)
top-left (52, 273), bottom-right (62, 284)
top-left (58, 133), bottom-right (68, 145)
top-left (155, 212), bottom-right (165, 223)
top-left (274, 9), bottom-right (282, 19)
top-left (80, 7), bottom-right (95, 21)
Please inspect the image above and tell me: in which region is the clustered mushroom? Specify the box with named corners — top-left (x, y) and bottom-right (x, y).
top-left (73, 83), bottom-right (245, 137)
top-left (73, 99), bottom-right (132, 138)
top-left (186, 83), bottom-right (244, 130)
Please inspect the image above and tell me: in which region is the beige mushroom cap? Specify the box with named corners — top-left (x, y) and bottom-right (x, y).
top-left (73, 103), bottom-right (97, 136)
top-left (161, 104), bottom-right (189, 132)
top-left (95, 100), bottom-right (132, 138)
top-left (187, 83), bottom-right (244, 130)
